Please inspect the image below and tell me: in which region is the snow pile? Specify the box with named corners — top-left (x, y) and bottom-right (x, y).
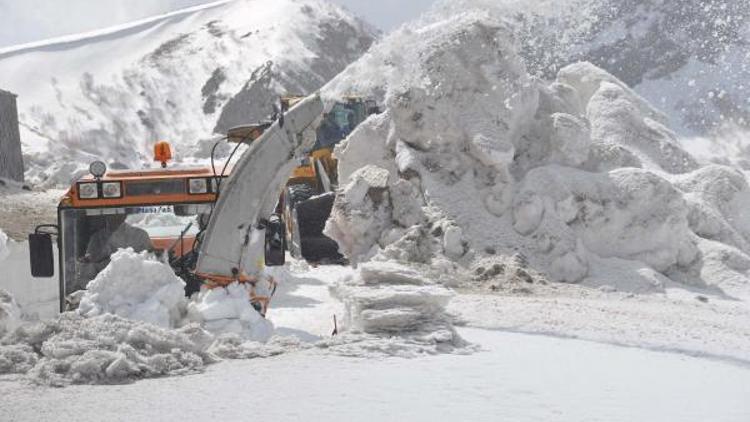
top-left (186, 283), bottom-right (274, 342)
top-left (323, 10), bottom-right (750, 298)
top-left (0, 0), bottom-right (375, 186)
top-left (78, 248), bottom-right (186, 328)
top-left (330, 261), bottom-right (466, 354)
top-left (76, 248), bottom-right (273, 341)
top-left (0, 290), bottom-right (22, 337)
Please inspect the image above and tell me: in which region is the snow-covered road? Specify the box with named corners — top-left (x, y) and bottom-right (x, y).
top-left (2, 246), bottom-right (749, 421)
top-left (1, 327), bottom-right (748, 422)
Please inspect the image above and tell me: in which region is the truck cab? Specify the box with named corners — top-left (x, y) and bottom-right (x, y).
top-left (30, 159), bottom-right (223, 311)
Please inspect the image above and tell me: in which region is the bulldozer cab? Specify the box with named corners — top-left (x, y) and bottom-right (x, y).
top-left (281, 96), bottom-right (378, 154)
top-left (315, 97), bottom-right (378, 150)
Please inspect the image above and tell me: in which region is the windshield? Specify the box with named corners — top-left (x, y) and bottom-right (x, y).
top-left (125, 207), bottom-right (200, 238)
top-left (59, 203), bottom-right (211, 296)
top-left (315, 102), bottom-right (367, 149)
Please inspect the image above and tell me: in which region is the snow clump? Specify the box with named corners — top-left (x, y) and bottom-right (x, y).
top-left (77, 248), bottom-right (187, 328)
top-left (186, 283), bottom-right (274, 343)
top-left (76, 248), bottom-right (273, 340)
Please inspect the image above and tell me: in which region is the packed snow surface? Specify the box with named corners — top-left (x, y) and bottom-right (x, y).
top-left (322, 8), bottom-right (750, 302)
top-left (2, 328), bottom-right (749, 422)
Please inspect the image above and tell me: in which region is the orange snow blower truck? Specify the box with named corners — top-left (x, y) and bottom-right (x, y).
top-left (28, 138), bottom-right (283, 313)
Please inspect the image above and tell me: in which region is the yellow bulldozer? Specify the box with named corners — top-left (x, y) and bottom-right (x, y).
top-left (279, 96), bottom-right (379, 263)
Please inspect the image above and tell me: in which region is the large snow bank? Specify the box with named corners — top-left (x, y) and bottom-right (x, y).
top-left (78, 248), bottom-right (186, 328)
top-left (322, 10), bottom-right (750, 298)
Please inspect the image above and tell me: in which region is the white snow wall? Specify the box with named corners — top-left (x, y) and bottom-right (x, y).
top-left (323, 12), bottom-right (750, 299)
top-left (0, 90), bottom-right (24, 182)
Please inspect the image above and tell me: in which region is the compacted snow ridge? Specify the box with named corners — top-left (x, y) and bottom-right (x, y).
top-left (330, 261), bottom-right (469, 355)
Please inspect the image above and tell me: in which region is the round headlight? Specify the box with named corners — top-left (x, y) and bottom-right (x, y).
top-left (89, 161), bottom-right (107, 178)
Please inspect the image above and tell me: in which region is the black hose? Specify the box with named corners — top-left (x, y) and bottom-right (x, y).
top-left (194, 121), bottom-right (276, 257)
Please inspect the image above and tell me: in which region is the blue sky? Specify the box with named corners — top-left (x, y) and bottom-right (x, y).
top-left (0, 0), bottom-right (437, 48)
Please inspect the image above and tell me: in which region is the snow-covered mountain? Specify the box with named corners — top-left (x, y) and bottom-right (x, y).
top-left (0, 0), bottom-right (375, 186)
top-left (432, 0), bottom-right (750, 136)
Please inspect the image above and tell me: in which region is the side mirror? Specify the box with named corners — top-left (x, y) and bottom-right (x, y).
top-left (264, 214), bottom-right (286, 266)
top-left (29, 233), bottom-right (54, 277)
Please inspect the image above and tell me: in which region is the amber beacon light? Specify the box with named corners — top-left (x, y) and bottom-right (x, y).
top-left (154, 141), bottom-right (173, 168)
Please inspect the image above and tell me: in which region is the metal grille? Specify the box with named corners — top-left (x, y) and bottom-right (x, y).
top-left (125, 180), bottom-right (185, 196)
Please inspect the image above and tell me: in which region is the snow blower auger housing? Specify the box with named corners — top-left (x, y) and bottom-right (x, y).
top-left (28, 94), bottom-right (325, 314)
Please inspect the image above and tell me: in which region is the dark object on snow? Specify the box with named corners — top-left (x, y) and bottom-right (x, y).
top-left (285, 185), bottom-right (344, 263)
top-left (29, 232), bottom-right (54, 278)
